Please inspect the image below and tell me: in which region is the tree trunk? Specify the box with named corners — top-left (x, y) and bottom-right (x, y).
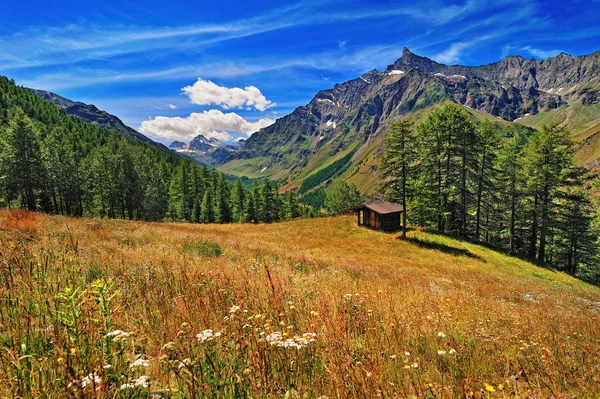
top-left (530, 194), bottom-right (538, 261)
top-left (538, 188), bottom-right (549, 265)
top-left (475, 149), bottom-right (486, 241)
top-left (402, 159), bottom-right (407, 238)
top-left (509, 177), bottom-right (516, 254)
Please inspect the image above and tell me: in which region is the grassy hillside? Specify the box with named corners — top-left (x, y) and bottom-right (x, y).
top-left (1, 210), bottom-right (599, 397)
top-left (516, 103), bottom-right (600, 169)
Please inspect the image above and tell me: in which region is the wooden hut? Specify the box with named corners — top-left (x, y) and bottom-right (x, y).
top-left (355, 202), bottom-right (404, 231)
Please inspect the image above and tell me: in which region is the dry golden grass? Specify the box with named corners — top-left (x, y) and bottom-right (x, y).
top-left (1, 210), bottom-right (600, 398)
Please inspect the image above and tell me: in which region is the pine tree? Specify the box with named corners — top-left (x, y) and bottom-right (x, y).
top-left (200, 190), bottom-right (214, 223)
top-left (522, 124), bottom-right (575, 265)
top-left (1, 108), bottom-right (47, 210)
top-left (285, 189), bottom-right (300, 219)
top-left (325, 181), bottom-right (361, 216)
top-left (380, 118), bottom-right (416, 238)
top-left (230, 178), bottom-right (246, 223)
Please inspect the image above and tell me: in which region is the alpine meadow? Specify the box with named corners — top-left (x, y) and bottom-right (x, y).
top-left (2, 1), bottom-right (600, 398)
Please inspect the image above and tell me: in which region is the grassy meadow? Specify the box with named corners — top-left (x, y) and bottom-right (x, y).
top-left (1, 209), bottom-right (600, 398)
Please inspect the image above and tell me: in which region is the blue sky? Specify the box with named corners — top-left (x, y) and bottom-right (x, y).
top-left (2, 0), bottom-right (600, 145)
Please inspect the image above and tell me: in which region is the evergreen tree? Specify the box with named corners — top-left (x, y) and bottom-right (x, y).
top-left (325, 181), bottom-right (361, 215)
top-left (1, 109), bottom-right (47, 211)
top-left (230, 178), bottom-right (246, 223)
top-left (200, 190), bottom-right (214, 223)
top-left (522, 124), bottom-right (575, 265)
top-left (380, 118), bottom-right (416, 238)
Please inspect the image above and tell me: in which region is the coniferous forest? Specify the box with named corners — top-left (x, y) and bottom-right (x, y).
top-left (0, 77), bottom-right (301, 224)
top-left (381, 103), bottom-right (600, 282)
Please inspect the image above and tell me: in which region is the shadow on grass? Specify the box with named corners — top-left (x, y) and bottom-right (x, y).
top-left (401, 236), bottom-right (484, 260)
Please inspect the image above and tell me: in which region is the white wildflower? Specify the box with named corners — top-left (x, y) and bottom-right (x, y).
top-left (196, 329), bottom-right (222, 343)
top-left (449, 348), bottom-right (457, 355)
top-left (106, 330), bottom-right (130, 341)
top-left (81, 373), bottom-right (101, 388)
top-left (120, 375), bottom-right (151, 390)
top-left (266, 331), bottom-right (316, 349)
top-left (178, 358), bottom-right (191, 369)
top-left (229, 305), bottom-right (241, 314)
top-left (437, 332), bottom-right (447, 338)
top-left (130, 357), bottom-right (150, 369)
top-left (103, 364), bottom-right (112, 369)
top-left (437, 350), bottom-right (447, 356)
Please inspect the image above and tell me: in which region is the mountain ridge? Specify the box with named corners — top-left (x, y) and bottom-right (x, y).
top-left (26, 88), bottom-right (166, 149)
top-left (217, 48), bottom-right (600, 198)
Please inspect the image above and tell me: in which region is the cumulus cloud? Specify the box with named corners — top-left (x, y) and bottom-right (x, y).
top-left (182, 79), bottom-right (274, 111)
top-left (139, 109), bottom-right (274, 141)
top-left (168, 104), bottom-right (177, 109)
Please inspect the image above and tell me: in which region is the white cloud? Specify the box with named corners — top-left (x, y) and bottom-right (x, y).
top-left (168, 104), bottom-right (177, 109)
top-left (182, 79), bottom-right (274, 111)
top-left (520, 46), bottom-right (563, 59)
top-left (433, 42), bottom-right (470, 64)
top-left (139, 109), bottom-right (274, 141)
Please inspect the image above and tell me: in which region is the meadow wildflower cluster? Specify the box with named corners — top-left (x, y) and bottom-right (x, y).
top-left (0, 210), bottom-right (599, 397)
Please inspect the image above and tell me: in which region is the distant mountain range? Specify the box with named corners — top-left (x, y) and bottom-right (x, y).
top-left (217, 48), bottom-right (600, 197)
top-left (169, 136), bottom-right (246, 167)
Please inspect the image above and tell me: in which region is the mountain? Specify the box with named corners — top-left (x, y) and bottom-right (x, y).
top-left (218, 48), bottom-right (600, 196)
top-left (169, 135), bottom-right (246, 167)
top-left (26, 88), bottom-right (165, 148)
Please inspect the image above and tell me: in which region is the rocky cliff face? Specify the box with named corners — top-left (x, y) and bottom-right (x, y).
top-left (27, 88), bottom-right (163, 147)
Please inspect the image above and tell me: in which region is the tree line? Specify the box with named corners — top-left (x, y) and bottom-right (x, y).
top-left (381, 103), bottom-right (599, 282)
top-left (0, 77), bottom-right (303, 223)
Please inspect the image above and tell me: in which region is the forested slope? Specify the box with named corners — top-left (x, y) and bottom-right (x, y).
top-left (0, 77), bottom-right (301, 223)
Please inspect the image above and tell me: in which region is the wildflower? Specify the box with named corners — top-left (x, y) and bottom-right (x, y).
top-left (437, 350), bottom-right (447, 356)
top-left (405, 351), bottom-right (411, 357)
top-left (106, 330), bottom-right (131, 341)
top-left (448, 348), bottom-right (457, 355)
top-left (81, 373), bottom-right (101, 389)
top-left (70, 347), bottom-right (77, 354)
top-left (484, 383), bottom-right (495, 392)
top-left (437, 332), bottom-right (446, 338)
top-left (178, 358), bottom-right (191, 369)
top-left (103, 364), bottom-right (112, 369)
top-left (120, 375), bottom-right (151, 390)
top-left (266, 331), bottom-right (316, 349)
top-left (411, 363), bottom-right (419, 368)
top-left (390, 354), bottom-right (397, 360)
top-left (497, 384), bottom-right (504, 390)
top-left (162, 342), bottom-right (176, 352)
top-left (229, 305), bottom-right (240, 314)
top-left (57, 357), bottom-right (64, 363)
top-left (310, 310), bottom-right (320, 316)
top-left (130, 356), bottom-right (150, 369)
top-left (196, 329), bottom-right (222, 343)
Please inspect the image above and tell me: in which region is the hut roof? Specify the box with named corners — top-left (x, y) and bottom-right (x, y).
top-left (355, 202), bottom-right (404, 214)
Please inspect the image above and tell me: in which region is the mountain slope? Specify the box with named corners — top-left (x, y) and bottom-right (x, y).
top-left (218, 48), bottom-right (600, 197)
top-left (26, 88), bottom-right (165, 148)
